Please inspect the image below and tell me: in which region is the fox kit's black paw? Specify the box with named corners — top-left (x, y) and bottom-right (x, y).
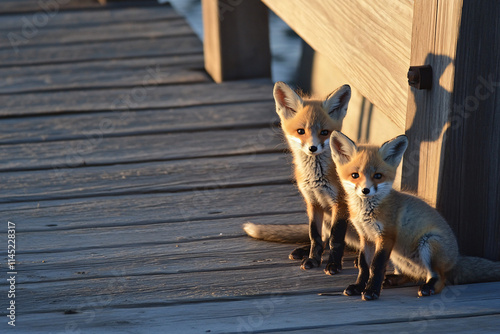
top-left (324, 262), bottom-right (341, 275)
top-left (343, 284), bottom-right (364, 296)
top-left (301, 257), bottom-right (320, 270)
top-left (289, 246), bottom-right (309, 260)
top-left (361, 289), bottom-right (379, 301)
top-left (418, 283), bottom-right (435, 297)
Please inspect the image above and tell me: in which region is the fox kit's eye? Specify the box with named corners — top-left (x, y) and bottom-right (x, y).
top-left (320, 130), bottom-right (329, 136)
top-left (297, 129), bottom-right (305, 135)
top-left (351, 173), bottom-right (359, 179)
top-left (374, 173), bottom-right (383, 179)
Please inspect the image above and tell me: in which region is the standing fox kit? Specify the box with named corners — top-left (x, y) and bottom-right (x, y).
top-left (330, 131), bottom-right (500, 300)
top-left (244, 82), bottom-right (359, 274)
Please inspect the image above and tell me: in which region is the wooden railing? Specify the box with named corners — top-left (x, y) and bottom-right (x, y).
top-left (202, 0), bottom-right (500, 261)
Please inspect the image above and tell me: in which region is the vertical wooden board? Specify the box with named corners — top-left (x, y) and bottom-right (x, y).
top-left (403, 0), bottom-right (439, 199)
top-left (402, 0), bottom-right (462, 206)
top-left (202, 0), bottom-right (271, 82)
top-left (404, 0), bottom-right (500, 260)
top-left (437, 0), bottom-right (500, 260)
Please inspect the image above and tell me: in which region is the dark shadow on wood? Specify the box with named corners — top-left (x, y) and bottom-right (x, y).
top-left (438, 0), bottom-right (500, 260)
top-left (404, 0), bottom-right (500, 260)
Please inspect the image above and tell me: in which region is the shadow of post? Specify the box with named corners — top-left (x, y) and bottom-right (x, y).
top-left (402, 53), bottom-right (452, 194)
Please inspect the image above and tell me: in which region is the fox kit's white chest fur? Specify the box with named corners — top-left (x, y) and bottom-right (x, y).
top-left (344, 188), bottom-right (385, 241)
top-left (294, 148), bottom-right (338, 209)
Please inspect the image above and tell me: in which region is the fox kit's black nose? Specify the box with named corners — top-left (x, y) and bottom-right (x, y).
top-left (362, 188), bottom-right (370, 195)
top-left (309, 146), bottom-right (318, 153)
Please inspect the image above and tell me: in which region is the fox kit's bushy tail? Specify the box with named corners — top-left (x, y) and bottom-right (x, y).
top-left (243, 223), bottom-right (309, 243)
top-left (448, 256), bottom-right (500, 284)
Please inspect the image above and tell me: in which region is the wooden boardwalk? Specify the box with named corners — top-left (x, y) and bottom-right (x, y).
top-left (1, 1), bottom-right (499, 332)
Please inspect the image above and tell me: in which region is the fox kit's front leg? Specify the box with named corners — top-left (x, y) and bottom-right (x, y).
top-left (344, 235), bottom-right (394, 300)
top-left (344, 239), bottom-right (371, 296)
top-left (362, 235), bottom-right (395, 300)
top-left (324, 202), bottom-right (349, 275)
top-left (301, 202), bottom-right (324, 270)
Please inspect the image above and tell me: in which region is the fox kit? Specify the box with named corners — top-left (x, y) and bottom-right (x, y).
top-left (244, 82), bottom-right (359, 274)
top-left (329, 130), bottom-right (500, 300)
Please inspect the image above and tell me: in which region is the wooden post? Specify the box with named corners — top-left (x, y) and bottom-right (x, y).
top-left (202, 0), bottom-right (271, 82)
top-left (403, 0), bottom-right (500, 260)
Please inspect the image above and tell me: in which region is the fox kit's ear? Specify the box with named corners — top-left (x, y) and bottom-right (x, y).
top-left (273, 81), bottom-right (303, 120)
top-left (323, 84), bottom-right (351, 121)
top-left (379, 135), bottom-right (408, 167)
top-left (329, 130), bottom-right (357, 165)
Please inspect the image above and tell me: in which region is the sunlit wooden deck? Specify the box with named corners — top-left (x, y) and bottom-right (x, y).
top-left (1, 1), bottom-right (499, 332)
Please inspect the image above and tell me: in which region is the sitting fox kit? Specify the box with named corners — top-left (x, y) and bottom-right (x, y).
top-left (244, 82), bottom-right (359, 274)
top-left (329, 131), bottom-right (500, 300)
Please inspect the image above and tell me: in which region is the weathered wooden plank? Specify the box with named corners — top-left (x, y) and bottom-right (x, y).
top-left (10, 280), bottom-right (500, 332)
top-left (0, 126), bottom-right (284, 171)
top-left (0, 18), bottom-right (196, 50)
top-left (262, 0), bottom-right (413, 130)
top-left (0, 0), bottom-right (101, 14)
top-left (402, 0), bottom-right (461, 205)
top-left (0, 101), bottom-right (275, 144)
top-left (1, 63), bottom-right (208, 95)
top-left (13, 212), bottom-right (305, 253)
top-left (13, 233), bottom-right (327, 284)
top-left (202, 0), bottom-right (271, 81)
top-left (11, 259), bottom-right (358, 314)
top-left (265, 314), bottom-right (500, 334)
top-left (0, 184), bottom-right (303, 231)
top-left (0, 53), bottom-right (203, 78)
top-left (0, 153), bottom-right (291, 203)
top-left (0, 34), bottom-right (202, 67)
top-left (0, 80), bottom-right (272, 117)
top-left (0, 2), bottom-right (179, 30)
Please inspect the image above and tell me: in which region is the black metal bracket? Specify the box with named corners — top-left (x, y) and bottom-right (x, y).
top-left (408, 65), bottom-right (432, 90)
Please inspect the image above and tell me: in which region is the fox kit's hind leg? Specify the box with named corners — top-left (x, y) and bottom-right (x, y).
top-left (418, 240), bottom-right (447, 296)
top-left (301, 203), bottom-right (324, 270)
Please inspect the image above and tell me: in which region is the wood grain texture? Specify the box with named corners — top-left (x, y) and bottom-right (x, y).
top-left (0, 53), bottom-right (203, 78)
top-left (0, 18), bottom-right (195, 49)
top-left (0, 80), bottom-right (272, 117)
top-left (0, 34), bottom-right (202, 67)
top-left (11, 257), bottom-right (358, 314)
top-left (0, 65), bottom-right (208, 95)
top-left (263, 0), bottom-right (413, 129)
top-left (0, 101), bottom-right (275, 144)
top-left (12, 212), bottom-right (306, 253)
top-left (0, 184), bottom-right (304, 231)
top-left (402, 0), bottom-right (462, 205)
top-left (10, 281), bottom-right (500, 332)
top-left (403, 0), bottom-right (500, 260)
top-left (0, 0), bottom-right (101, 14)
top-left (0, 126), bottom-right (285, 171)
top-left (0, 2), bottom-right (179, 30)
top-left (0, 153), bottom-right (291, 203)
top-left (14, 235), bottom-right (327, 284)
